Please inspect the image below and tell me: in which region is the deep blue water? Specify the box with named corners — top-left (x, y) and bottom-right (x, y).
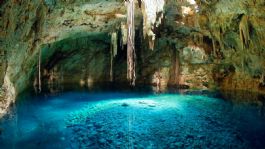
top-left (0, 87), bottom-right (265, 149)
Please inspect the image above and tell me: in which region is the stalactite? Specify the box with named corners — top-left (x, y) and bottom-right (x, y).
top-left (239, 15), bottom-right (250, 50)
top-left (121, 23), bottom-right (128, 47)
top-left (218, 29), bottom-right (224, 52)
top-left (38, 48), bottom-right (41, 92)
top-left (260, 73), bottom-right (265, 86)
top-left (124, 0), bottom-right (165, 85)
top-left (110, 51), bottom-right (113, 82)
top-left (126, 0), bottom-right (136, 86)
top-left (140, 0), bottom-right (165, 50)
top-left (111, 32), bottom-right (118, 57)
top-left (110, 32), bottom-right (117, 82)
top-left (212, 38), bottom-right (217, 57)
top-left (194, 11), bottom-right (200, 29)
top-left (211, 26), bottom-right (224, 55)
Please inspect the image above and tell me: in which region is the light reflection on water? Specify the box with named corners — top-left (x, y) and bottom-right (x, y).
top-left (0, 87), bottom-right (265, 149)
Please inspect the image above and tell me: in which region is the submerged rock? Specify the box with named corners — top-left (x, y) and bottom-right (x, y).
top-left (121, 103), bottom-right (129, 107)
top-left (98, 138), bottom-right (107, 144)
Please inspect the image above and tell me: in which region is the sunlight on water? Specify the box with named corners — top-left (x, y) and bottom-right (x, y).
top-left (0, 90), bottom-right (265, 149)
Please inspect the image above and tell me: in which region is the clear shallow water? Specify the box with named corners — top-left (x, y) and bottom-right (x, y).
top-left (0, 88), bottom-right (265, 149)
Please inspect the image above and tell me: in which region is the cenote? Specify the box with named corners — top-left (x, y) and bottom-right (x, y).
top-left (0, 87), bottom-right (265, 149)
top-left (1, 0), bottom-right (265, 149)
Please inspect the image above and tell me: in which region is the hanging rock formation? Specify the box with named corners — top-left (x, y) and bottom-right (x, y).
top-left (141, 0), bottom-right (165, 50)
top-left (0, 0), bottom-right (264, 117)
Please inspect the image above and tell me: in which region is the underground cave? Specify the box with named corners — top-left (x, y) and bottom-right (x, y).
top-left (0, 0), bottom-right (265, 148)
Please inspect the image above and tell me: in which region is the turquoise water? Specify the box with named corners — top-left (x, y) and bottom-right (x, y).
top-left (0, 88), bottom-right (265, 149)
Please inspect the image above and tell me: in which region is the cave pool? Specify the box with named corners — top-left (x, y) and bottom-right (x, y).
top-left (0, 87), bottom-right (265, 149)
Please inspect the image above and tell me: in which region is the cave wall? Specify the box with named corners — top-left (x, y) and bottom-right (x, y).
top-left (0, 0), bottom-right (127, 116)
top-left (0, 0), bottom-right (47, 116)
top-left (141, 0), bottom-right (265, 92)
top-left (0, 0), bottom-right (127, 93)
top-left (40, 33), bottom-right (111, 91)
top-left (0, 50), bottom-right (6, 87)
top-left (196, 0), bottom-right (265, 92)
top-left (0, 0), bottom-right (265, 116)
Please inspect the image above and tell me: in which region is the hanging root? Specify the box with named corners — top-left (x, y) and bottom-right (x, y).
top-left (126, 0), bottom-right (136, 86)
top-left (124, 0), bottom-right (165, 85)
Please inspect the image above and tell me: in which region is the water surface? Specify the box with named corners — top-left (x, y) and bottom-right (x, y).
top-left (0, 88), bottom-right (265, 149)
